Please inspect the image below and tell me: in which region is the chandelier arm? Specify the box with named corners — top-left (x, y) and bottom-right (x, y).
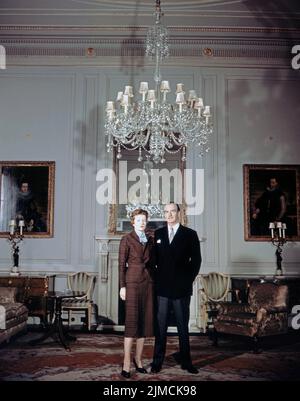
top-left (119, 143), bottom-right (141, 151)
top-left (168, 133), bottom-right (187, 146)
top-left (164, 147), bottom-right (184, 154)
top-left (111, 136), bottom-right (137, 146)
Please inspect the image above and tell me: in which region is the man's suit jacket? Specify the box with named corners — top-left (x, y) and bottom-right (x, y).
top-left (154, 224), bottom-right (201, 299)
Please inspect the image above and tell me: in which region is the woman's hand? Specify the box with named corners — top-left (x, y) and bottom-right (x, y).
top-left (120, 287), bottom-right (126, 301)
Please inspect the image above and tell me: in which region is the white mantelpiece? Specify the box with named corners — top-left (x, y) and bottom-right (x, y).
top-left (95, 235), bottom-right (205, 332)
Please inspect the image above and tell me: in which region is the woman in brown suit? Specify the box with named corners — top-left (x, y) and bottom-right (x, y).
top-left (119, 208), bottom-right (154, 378)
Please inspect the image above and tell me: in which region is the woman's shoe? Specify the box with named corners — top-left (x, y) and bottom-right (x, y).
top-left (133, 358), bottom-right (147, 374)
top-left (121, 369), bottom-right (131, 378)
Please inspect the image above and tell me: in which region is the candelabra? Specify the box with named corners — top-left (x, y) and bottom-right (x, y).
top-left (269, 222), bottom-right (287, 276)
top-left (8, 219), bottom-right (25, 276)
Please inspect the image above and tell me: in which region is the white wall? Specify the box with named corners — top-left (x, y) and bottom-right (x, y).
top-left (1, 62), bottom-right (299, 283)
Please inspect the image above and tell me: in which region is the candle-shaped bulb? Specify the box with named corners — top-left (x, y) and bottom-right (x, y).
top-left (188, 90), bottom-right (197, 101)
top-left (160, 80), bottom-right (171, 92)
top-left (106, 101), bottom-right (115, 112)
top-left (269, 222), bottom-right (275, 238)
top-left (176, 83), bottom-right (185, 93)
top-left (282, 223), bottom-right (286, 238)
top-left (194, 97), bottom-right (204, 109)
top-left (124, 85), bottom-right (134, 97)
top-left (116, 91), bottom-right (123, 102)
top-left (176, 92), bottom-right (186, 104)
top-left (19, 220), bottom-right (24, 236)
top-left (203, 105), bottom-right (211, 117)
top-left (139, 82), bottom-right (149, 94)
top-left (147, 90), bottom-right (156, 102)
top-left (122, 94), bottom-right (130, 105)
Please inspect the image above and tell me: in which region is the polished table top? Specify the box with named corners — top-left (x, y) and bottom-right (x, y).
top-left (44, 291), bottom-right (85, 299)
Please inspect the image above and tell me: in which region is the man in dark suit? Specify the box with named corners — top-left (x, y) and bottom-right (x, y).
top-left (151, 203), bottom-right (201, 374)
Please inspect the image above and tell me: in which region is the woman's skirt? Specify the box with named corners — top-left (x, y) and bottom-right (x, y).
top-left (124, 279), bottom-right (154, 338)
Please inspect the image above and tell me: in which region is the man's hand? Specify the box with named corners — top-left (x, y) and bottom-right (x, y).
top-left (120, 287), bottom-right (126, 301)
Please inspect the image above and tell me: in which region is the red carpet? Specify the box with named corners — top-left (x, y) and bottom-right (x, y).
top-left (1, 331), bottom-right (300, 381)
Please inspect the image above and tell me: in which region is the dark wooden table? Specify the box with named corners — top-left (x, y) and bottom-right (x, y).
top-left (29, 291), bottom-right (85, 351)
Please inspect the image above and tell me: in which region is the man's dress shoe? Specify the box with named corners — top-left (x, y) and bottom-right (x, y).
top-left (150, 364), bottom-right (162, 373)
top-left (181, 364), bottom-right (198, 374)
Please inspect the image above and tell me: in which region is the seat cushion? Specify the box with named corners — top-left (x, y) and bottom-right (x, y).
top-left (62, 299), bottom-right (93, 308)
top-left (217, 312), bottom-right (257, 326)
top-left (1, 303), bottom-right (28, 320)
top-left (214, 318), bottom-right (258, 337)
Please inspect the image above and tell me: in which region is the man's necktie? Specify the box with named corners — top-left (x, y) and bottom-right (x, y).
top-left (169, 227), bottom-right (174, 243)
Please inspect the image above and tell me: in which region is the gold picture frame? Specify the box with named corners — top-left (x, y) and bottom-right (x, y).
top-left (0, 161), bottom-right (55, 238)
top-left (243, 164), bottom-right (300, 241)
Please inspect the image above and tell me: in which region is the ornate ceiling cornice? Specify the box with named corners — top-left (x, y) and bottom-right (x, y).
top-left (1, 1), bottom-right (298, 66)
top-left (1, 24), bottom-right (300, 34)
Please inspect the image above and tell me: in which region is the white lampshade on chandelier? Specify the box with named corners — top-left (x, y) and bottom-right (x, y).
top-left (105, 0), bottom-right (213, 164)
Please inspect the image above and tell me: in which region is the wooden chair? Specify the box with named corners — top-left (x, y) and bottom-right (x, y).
top-left (62, 272), bottom-right (96, 331)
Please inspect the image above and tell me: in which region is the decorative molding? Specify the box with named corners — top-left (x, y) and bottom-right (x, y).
top-left (1, 37), bottom-right (296, 47)
top-left (1, 37), bottom-right (293, 63)
top-left (1, 25), bottom-right (300, 34)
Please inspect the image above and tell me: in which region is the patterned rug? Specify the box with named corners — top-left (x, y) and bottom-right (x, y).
top-left (1, 330), bottom-right (300, 381)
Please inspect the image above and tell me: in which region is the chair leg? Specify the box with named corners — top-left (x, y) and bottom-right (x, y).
top-left (212, 328), bottom-right (218, 347)
top-left (88, 307), bottom-right (91, 331)
top-left (86, 308), bottom-right (89, 331)
top-left (252, 336), bottom-right (261, 354)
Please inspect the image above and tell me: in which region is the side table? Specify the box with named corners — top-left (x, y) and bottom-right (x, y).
top-left (29, 291), bottom-right (85, 351)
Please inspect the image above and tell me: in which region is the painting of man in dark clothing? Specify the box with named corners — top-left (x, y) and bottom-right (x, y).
top-left (252, 177), bottom-right (287, 235)
top-left (244, 165), bottom-right (300, 241)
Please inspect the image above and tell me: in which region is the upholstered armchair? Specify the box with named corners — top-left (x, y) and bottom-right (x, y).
top-left (213, 282), bottom-right (289, 352)
top-left (0, 286), bottom-right (28, 345)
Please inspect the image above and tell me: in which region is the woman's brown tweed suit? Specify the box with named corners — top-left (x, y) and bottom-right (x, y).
top-left (119, 230), bottom-right (154, 338)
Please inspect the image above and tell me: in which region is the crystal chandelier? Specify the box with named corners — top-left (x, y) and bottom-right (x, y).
top-left (105, 0), bottom-right (213, 164)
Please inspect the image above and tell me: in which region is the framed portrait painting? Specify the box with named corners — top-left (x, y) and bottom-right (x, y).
top-left (0, 161), bottom-right (55, 238)
top-left (243, 164), bottom-right (300, 241)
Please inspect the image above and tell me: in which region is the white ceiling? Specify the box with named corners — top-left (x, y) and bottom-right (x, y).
top-left (0, 0), bottom-right (299, 32)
